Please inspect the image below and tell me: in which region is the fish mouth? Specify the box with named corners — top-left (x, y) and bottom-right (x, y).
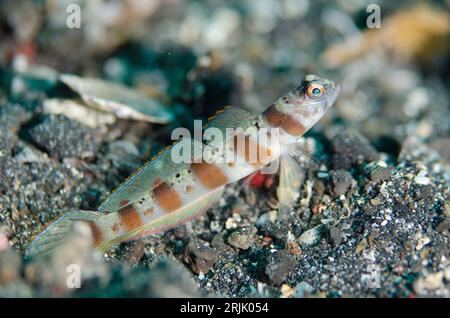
top-left (327, 84), bottom-right (340, 108)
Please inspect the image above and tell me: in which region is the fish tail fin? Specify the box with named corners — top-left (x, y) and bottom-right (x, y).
top-left (25, 210), bottom-right (112, 258)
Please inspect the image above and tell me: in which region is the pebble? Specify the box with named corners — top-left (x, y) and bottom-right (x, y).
top-left (13, 145), bottom-right (46, 164)
top-left (265, 250), bottom-right (297, 286)
top-left (435, 219), bottom-right (450, 233)
top-left (380, 182), bottom-right (390, 198)
top-left (317, 171), bottom-right (329, 179)
top-left (328, 170), bottom-right (353, 197)
top-left (227, 226), bottom-right (257, 250)
top-left (211, 234), bottom-right (235, 254)
top-left (183, 240), bottom-right (219, 274)
top-left (268, 210), bottom-right (278, 223)
top-left (280, 284), bottom-right (294, 298)
top-left (293, 281), bottom-right (315, 298)
top-left (413, 176), bottom-right (430, 185)
top-left (430, 137), bottom-right (450, 162)
top-left (107, 140), bottom-right (141, 172)
top-left (209, 220), bottom-right (222, 233)
top-left (225, 213), bottom-right (242, 230)
top-left (414, 233), bottom-right (431, 251)
top-left (298, 225), bottom-right (324, 246)
top-left (245, 191), bottom-right (257, 205)
top-left (28, 114), bottom-right (100, 160)
top-left (331, 128), bottom-right (379, 170)
top-left (286, 241), bottom-right (302, 256)
top-left (369, 165), bottom-right (393, 182)
top-left (370, 197), bottom-right (383, 206)
top-left (404, 87), bottom-right (429, 117)
top-left (413, 271), bottom-right (445, 295)
top-left (256, 213), bottom-right (271, 227)
top-left (119, 240), bottom-right (145, 265)
top-left (355, 238), bottom-right (368, 255)
top-left (329, 226), bottom-right (345, 246)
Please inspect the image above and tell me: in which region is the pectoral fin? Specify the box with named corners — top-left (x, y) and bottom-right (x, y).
top-left (286, 138), bottom-right (319, 170)
top-left (277, 139), bottom-right (318, 214)
top-left (277, 154), bottom-right (305, 214)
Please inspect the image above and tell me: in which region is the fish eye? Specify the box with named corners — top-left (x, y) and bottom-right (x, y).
top-left (306, 83), bottom-right (325, 98)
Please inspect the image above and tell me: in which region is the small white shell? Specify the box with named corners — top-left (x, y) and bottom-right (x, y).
top-left (60, 74), bottom-right (174, 124)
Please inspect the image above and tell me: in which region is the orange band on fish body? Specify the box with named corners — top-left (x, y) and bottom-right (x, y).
top-left (119, 201), bottom-right (144, 231)
top-left (86, 221), bottom-right (104, 247)
top-left (191, 162), bottom-right (229, 189)
top-left (232, 132), bottom-right (272, 168)
top-left (263, 105), bottom-right (306, 136)
top-left (153, 182), bottom-right (184, 213)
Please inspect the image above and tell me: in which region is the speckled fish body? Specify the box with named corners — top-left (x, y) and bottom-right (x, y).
top-left (26, 75), bottom-right (339, 257)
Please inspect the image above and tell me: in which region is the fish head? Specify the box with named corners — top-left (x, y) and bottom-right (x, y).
top-left (264, 74), bottom-right (340, 137)
top-left (294, 74), bottom-right (340, 111)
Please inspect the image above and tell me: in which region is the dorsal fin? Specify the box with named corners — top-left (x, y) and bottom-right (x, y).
top-left (203, 106), bottom-right (257, 150)
top-left (204, 105), bottom-right (255, 131)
